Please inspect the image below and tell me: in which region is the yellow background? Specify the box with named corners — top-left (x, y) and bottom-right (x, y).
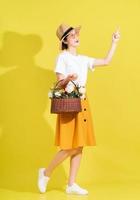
top-left (0, 0), bottom-right (140, 198)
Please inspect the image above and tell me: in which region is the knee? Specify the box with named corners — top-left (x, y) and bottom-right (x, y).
top-left (60, 149), bottom-right (75, 156)
top-left (71, 147), bottom-right (83, 155)
top-left (60, 147), bottom-right (83, 156)
top-left (76, 147), bottom-right (83, 154)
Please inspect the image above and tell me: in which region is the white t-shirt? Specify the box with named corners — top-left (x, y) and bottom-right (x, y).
top-left (54, 50), bottom-right (96, 86)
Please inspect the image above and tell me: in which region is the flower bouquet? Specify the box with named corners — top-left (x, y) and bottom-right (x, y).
top-left (48, 80), bottom-right (86, 114)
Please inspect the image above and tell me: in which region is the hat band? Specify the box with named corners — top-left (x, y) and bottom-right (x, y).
top-left (60, 27), bottom-right (74, 40)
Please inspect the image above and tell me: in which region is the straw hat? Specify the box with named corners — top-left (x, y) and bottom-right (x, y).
top-left (56, 24), bottom-right (81, 49)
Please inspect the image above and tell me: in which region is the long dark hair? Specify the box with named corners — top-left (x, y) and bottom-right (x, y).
top-left (61, 36), bottom-right (68, 50)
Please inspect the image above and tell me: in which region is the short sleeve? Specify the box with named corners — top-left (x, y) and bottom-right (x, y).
top-left (85, 56), bottom-right (96, 71)
top-left (54, 54), bottom-right (66, 75)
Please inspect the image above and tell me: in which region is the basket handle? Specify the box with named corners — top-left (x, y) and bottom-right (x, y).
top-left (54, 79), bottom-right (64, 89)
top-left (54, 79), bottom-right (77, 89)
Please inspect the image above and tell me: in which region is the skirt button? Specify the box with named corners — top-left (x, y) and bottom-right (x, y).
top-left (84, 119), bottom-right (86, 122)
top-left (84, 108), bottom-right (86, 111)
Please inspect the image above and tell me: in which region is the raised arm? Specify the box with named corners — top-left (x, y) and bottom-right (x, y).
top-left (94, 27), bottom-right (121, 66)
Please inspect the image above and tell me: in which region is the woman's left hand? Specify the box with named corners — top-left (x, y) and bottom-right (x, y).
top-left (112, 27), bottom-right (121, 43)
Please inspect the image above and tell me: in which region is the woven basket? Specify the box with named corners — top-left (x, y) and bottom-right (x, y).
top-left (50, 80), bottom-right (82, 114)
top-left (51, 98), bottom-right (82, 113)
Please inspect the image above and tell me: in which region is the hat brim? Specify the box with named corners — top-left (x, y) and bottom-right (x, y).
top-left (61, 26), bottom-right (81, 42)
top-left (59, 26), bottom-right (81, 50)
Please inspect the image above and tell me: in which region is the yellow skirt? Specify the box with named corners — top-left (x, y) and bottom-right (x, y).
top-left (54, 97), bottom-right (96, 149)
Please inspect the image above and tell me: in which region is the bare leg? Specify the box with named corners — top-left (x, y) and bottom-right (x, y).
top-left (68, 147), bottom-right (83, 185)
top-left (44, 148), bottom-right (79, 177)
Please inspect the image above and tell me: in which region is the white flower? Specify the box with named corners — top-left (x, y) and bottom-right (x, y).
top-left (65, 83), bottom-right (75, 93)
top-left (54, 91), bottom-right (61, 97)
top-left (48, 91), bottom-right (53, 98)
top-left (79, 87), bottom-right (86, 94)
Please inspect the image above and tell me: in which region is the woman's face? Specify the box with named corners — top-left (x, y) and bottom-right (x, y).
top-left (66, 29), bottom-right (80, 48)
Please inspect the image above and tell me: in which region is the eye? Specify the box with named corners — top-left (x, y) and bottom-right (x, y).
top-left (70, 33), bottom-right (74, 37)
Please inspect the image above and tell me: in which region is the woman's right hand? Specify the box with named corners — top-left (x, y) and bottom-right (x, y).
top-left (67, 73), bottom-right (78, 81)
top-left (56, 73), bottom-right (78, 88)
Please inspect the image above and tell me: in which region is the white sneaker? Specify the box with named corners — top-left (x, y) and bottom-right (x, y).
top-left (38, 168), bottom-right (50, 193)
top-left (66, 183), bottom-right (88, 195)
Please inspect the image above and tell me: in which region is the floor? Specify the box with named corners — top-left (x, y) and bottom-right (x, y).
top-left (0, 181), bottom-right (140, 200)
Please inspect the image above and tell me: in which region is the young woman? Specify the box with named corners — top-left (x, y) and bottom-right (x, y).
top-left (38, 24), bottom-right (120, 195)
